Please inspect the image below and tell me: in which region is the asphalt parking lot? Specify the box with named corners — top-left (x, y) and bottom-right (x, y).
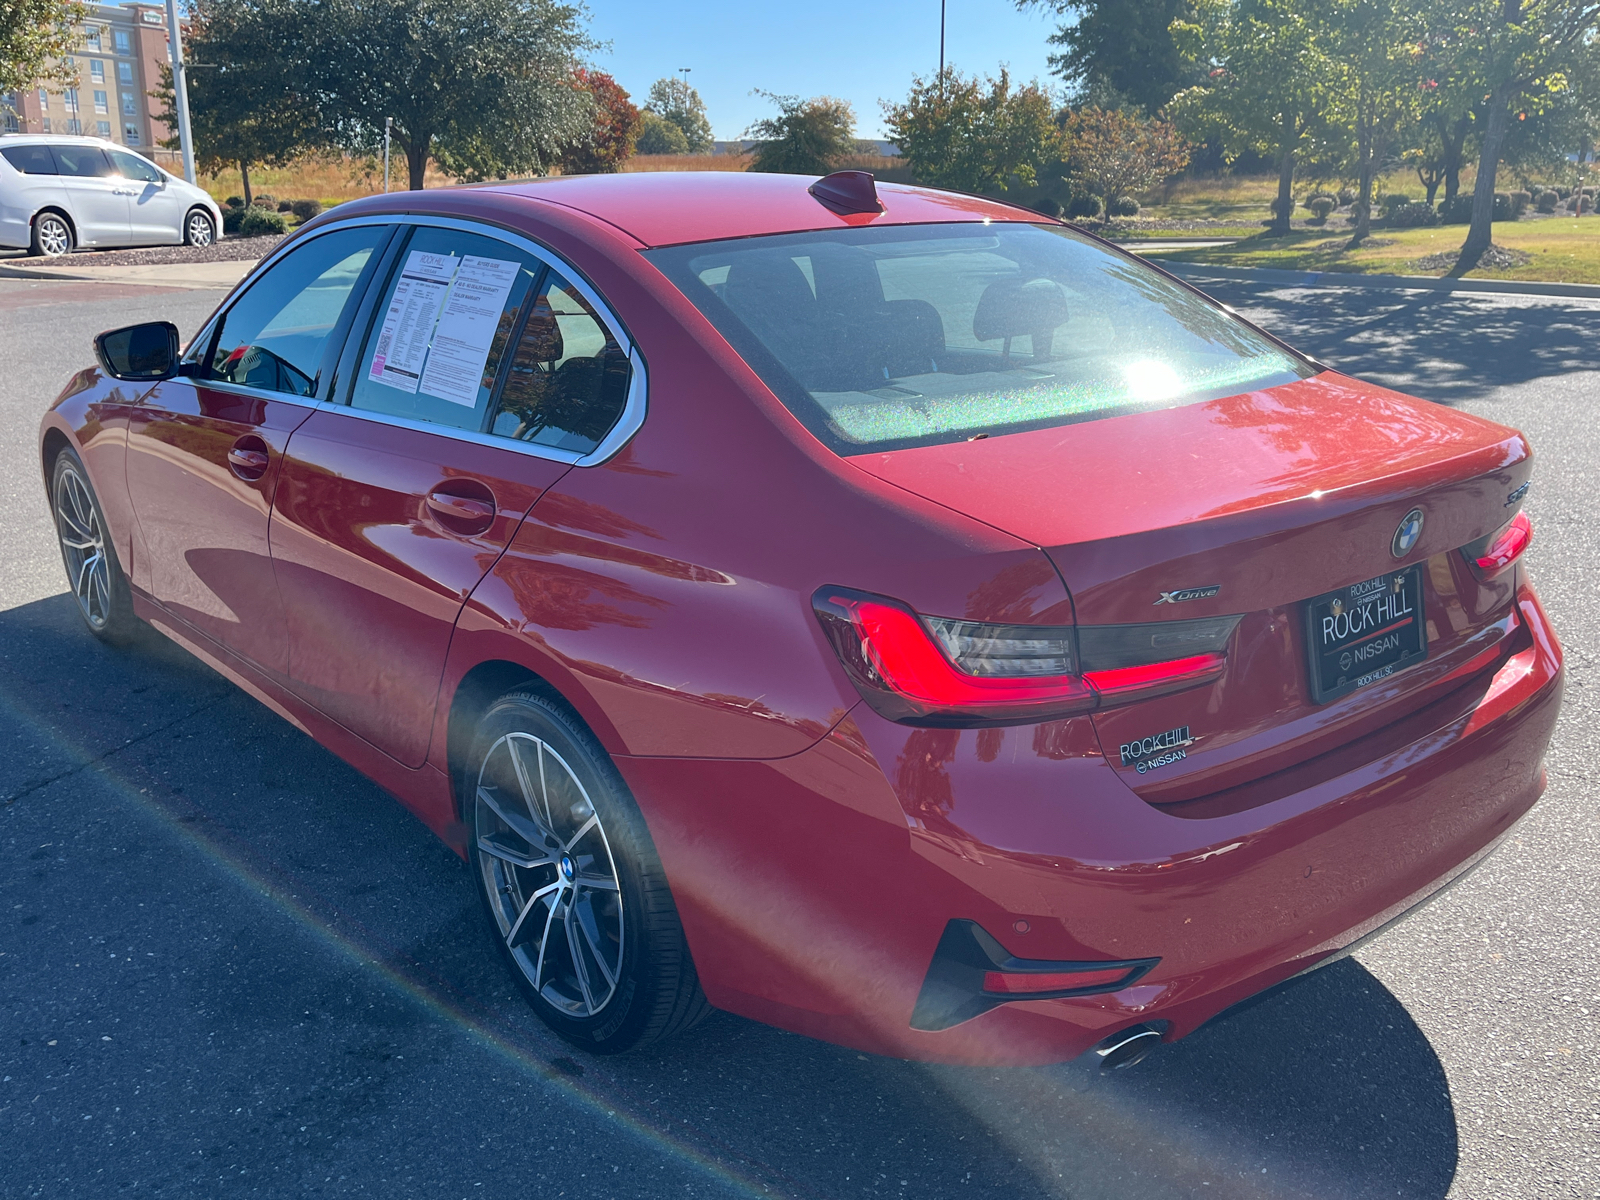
top-left (1, 271), bottom-right (1596, 1199)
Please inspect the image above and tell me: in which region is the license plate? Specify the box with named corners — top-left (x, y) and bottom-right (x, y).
top-left (1305, 565), bottom-right (1428, 703)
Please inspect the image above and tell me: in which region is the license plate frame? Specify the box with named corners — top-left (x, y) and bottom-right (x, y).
top-left (1304, 565), bottom-right (1428, 704)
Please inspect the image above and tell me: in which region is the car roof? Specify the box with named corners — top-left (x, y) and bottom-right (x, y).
top-left (0, 134), bottom-right (124, 150)
top-left (477, 171), bottom-right (1048, 248)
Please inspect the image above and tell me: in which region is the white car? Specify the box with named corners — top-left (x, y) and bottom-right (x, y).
top-left (0, 134), bottom-right (223, 257)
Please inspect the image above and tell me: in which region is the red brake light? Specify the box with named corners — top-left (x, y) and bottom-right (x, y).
top-left (1465, 511), bottom-right (1532, 579)
top-left (813, 587), bottom-right (1238, 727)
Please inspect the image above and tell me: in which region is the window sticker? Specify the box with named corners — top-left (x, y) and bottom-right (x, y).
top-left (418, 255), bottom-right (521, 406)
top-left (367, 250), bottom-right (521, 406)
top-left (368, 250), bottom-right (459, 393)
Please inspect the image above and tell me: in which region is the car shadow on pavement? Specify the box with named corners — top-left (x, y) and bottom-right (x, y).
top-left (1187, 276), bottom-right (1600, 407)
top-left (1, 592), bottom-right (1457, 1200)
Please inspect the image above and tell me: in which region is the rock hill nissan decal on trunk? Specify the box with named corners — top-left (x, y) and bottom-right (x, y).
top-left (1120, 726), bottom-right (1197, 773)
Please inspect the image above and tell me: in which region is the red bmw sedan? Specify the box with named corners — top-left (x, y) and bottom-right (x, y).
top-left (40, 171), bottom-right (1562, 1067)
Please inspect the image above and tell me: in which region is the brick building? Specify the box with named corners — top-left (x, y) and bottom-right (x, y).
top-left (1, 2), bottom-right (177, 153)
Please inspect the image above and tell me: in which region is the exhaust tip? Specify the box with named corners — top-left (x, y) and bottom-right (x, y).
top-left (1092, 1023), bottom-right (1163, 1071)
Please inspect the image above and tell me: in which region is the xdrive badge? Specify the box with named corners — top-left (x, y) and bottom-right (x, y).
top-left (1154, 585), bottom-right (1220, 605)
top-left (1120, 726), bottom-right (1196, 774)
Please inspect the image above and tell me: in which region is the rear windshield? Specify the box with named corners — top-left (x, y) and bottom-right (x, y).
top-left (645, 222), bottom-right (1312, 454)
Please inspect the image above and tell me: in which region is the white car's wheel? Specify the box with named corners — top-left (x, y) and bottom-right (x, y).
top-left (31, 212), bottom-right (73, 257)
top-left (184, 209), bottom-right (216, 247)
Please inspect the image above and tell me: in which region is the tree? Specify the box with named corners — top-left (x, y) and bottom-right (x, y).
top-left (635, 110), bottom-right (689, 155)
top-left (883, 68), bottom-right (1065, 194)
top-left (0, 0), bottom-right (84, 103)
top-left (1018, 0), bottom-right (1197, 114)
top-left (645, 76), bottom-right (713, 153)
top-left (1171, 0), bottom-right (1332, 236)
top-left (153, 0), bottom-right (323, 205)
top-left (744, 93), bottom-right (856, 175)
top-left (1312, 0), bottom-right (1430, 246)
top-left (559, 68), bottom-right (640, 173)
top-left (1063, 106), bottom-right (1191, 207)
top-left (288, 0), bottom-right (596, 190)
top-left (1443, 0), bottom-right (1600, 271)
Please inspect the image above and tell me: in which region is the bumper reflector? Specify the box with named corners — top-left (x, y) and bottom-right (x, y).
top-left (910, 919), bottom-right (1158, 1032)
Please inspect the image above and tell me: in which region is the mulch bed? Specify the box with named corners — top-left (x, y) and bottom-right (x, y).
top-left (1410, 243), bottom-right (1533, 272)
top-left (18, 234), bottom-right (287, 269)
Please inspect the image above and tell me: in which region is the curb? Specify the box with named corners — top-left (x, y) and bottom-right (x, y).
top-left (1156, 259), bottom-right (1600, 300)
top-left (0, 262), bottom-right (96, 281)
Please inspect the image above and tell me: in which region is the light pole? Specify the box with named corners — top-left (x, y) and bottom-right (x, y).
top-left (164, 0), bottom-right (195, 183)
top-left (939, 0), bottom-right (946, 85)
top-left (383, 117), bottom-right (392, 192)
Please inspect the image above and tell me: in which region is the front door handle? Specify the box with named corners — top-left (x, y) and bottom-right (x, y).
top-left (228, 442), bottom-right (269, 480)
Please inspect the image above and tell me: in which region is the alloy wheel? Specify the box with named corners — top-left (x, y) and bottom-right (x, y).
top-left (55, 463), bottom-right (111, 629)
top-left (187, 211), bottom-right (215, 247)
top-left (36, 214), bottom-right (71, 257)
top-left (475, 732), bottom-right (624, 1017)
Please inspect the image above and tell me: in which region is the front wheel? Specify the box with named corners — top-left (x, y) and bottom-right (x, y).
top-left (51, 449), bottom-right (142, 643)
top-left (31, 211), bottom-right (73, 257)
top-left (184, 208), bottom-right (216, 247)
top-left (469, 690), bottom-right (712, 1053)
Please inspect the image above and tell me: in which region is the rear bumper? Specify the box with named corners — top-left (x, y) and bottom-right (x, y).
top-left (617, 580), bottom-right (1562, 1065)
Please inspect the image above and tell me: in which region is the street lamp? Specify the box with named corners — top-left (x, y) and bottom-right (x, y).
top-left (164, 0), bottom-right (195, 183)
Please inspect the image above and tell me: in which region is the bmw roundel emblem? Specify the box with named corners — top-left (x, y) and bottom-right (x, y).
top-left (1391, 507), bottom-right (1424, 558)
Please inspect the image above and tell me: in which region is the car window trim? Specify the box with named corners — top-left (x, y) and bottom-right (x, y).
top-left (206, 212), bottom-right (647, 468)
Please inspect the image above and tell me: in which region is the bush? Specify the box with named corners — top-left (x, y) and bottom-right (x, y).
top-left (1439, 194), bottom-right (1473, 223)
top-left (1106, 194), bottom-right (1140, 217)
top-left (1336, 187), bottom-right (1356, 206)
top-left (1302, 192), bottom-right (1334, 212)
top-left (1509, 190), bottom-right (1531, 215)
top-left (1579, 196), bottom-right (1595, 213)
top-left (238, 206), bottom-right (288, 237)
top-left (290, 198), bottom-right (323, 222)
top-left (224, 195), bottom-right (244, 208)
top-left (250, 193), bottom-right (277, 209)
top-left (1065, 193), bottom-right (1102, 219)
top-left (1030, 196), bottom-right (1064, 219)
top-left (635, 111), bottom-right (689, 155)
top-left (1386, 201), bottom-right (1439, 228)
top-left (1377, 193), bottom-right (1412, 219)
top-left (1492, 191), bottom-right (1520, 221)
top-left (276, 199), bottom-right (293, 212)
top-left (1535, 190), bottom-right (1558, 213)
top-left (1307, 196), bottom-right (1335, 223)
top-left (221, 206), bottom-right (245, 234)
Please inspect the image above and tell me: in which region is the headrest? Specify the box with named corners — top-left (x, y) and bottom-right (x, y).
top-left (972, 277), bottom-right (1070, 344)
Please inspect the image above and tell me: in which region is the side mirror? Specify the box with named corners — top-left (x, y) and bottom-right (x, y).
top-left (94, 321), bottom-right (180, 381)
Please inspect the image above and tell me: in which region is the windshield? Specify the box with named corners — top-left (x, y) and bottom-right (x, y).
top-left (645, 222), bottom-right (1312, 454)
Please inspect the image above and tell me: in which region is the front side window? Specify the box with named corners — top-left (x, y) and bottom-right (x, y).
top-left (109, 148), bottom-right (160, 182)
top-left (349, 226), bottom-right (542, 432)
top-left (645, 222), bottom-right (1311, 455)
top-left (489, 271), bottom-right (632, 454)
top-left (208, 226), bottom-right (386, 397)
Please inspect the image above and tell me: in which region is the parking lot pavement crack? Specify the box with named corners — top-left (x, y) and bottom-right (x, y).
top-left (1, 698), bottom-right (221, 808)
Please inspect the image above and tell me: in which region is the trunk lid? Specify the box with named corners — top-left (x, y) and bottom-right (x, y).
top-left (849, 372), bottom-right (1533, 806)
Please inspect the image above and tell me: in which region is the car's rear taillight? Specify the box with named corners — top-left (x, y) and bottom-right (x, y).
top-left (812, 587), bottom-right (1240, 727)
top-left (1463, 511), bottom-right (1532, 580)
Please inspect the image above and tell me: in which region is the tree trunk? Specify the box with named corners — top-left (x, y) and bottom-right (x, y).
top-left (407, 138), bottom-right (428, 191)
top-left (1423, 177), bottom-right (1440, 206)
top-left (1439, 112), bottom-right (1469, 204)
top-left (1348, 113), bottom-right (1374, 247)
top-left (240, 161), bottom-right (252, 206)
top-left (1270, 108), bottom-right (1295, 237)
top-left (1455, 91), bottom-right (1513, 273)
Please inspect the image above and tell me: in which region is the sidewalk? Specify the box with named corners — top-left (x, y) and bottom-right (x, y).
top-left (1154, 258), bottom-right (1600, 300)
top-left (0, 258), bottom-right (257, 289)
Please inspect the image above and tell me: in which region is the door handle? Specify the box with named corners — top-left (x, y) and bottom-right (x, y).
top-left (227, 445), bottom-right (269, 480)
top-left (426, 491), bottom-right (495, 523)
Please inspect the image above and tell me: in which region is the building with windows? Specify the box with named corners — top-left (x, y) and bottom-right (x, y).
top-left (1, 3), bottom-right (176, 151)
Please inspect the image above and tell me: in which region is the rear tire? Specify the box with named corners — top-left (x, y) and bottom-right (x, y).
top-left (30, 211), bottom-right (73, 257)
top-left (468, 690), bottom-right (712, 1053)
top-left (184, 208), bottom-right (215, 247)
top-left (50, 448), bottom-right (143, 644)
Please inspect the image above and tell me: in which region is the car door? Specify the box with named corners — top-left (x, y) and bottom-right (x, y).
top-left (48, 143), bottom-right (131, 247)
top-left (107, 147), bottom-right (182, 244)
top-left (124, 224), bottom-right (392, 675)
top-left (269, 219), bottom-right (637, 767)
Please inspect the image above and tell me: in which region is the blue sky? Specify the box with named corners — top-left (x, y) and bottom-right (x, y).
top-left (586, 0), bottom-right (1064, 141)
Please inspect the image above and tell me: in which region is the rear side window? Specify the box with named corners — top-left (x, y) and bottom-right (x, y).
top-left (50, 145), bottom-right (115, 177)
top-left (645, 223), bottom-right (1311, 454)
top-left (208, 226), bottom-right (386, 397)
top-left (1, 145), bottom-right (58, 174)
top-left (348, 226), bottom-right (542, 433)
top-left (489, 271), bottom-right (632, 453)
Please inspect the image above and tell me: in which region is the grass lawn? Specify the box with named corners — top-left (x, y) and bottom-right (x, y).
top-left (1142, 218), bottom-right (1600, 284)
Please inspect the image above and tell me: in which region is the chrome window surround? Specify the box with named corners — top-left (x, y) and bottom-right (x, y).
top-left (179, 213), bottom-right (648, 468)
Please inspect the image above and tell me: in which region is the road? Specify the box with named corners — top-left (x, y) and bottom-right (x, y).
top-left (1, 272), bottom-right (1595, 1199)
